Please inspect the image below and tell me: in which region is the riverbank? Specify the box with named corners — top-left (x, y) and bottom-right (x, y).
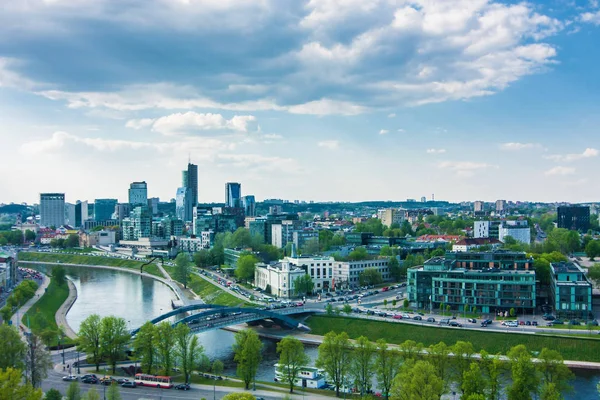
top-left (10, 274), bottom-right (50, 336)
top-left (56, 279), bottom-right (77, 338)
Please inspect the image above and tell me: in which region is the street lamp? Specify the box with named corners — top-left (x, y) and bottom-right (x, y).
top-left (77, 351), bottom-right (80, 375)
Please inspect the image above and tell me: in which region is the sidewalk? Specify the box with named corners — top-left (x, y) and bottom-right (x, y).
top-left (56, 279), bottom-right (78, 339)
top-left (10, 273), bottom-right (50, 336)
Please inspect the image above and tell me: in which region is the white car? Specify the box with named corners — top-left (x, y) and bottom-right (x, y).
top-left (62, 375), bottom-right (79, 381)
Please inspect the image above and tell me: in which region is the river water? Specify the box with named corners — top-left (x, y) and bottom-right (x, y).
top-left (33, 265), bottom-right (600, 398)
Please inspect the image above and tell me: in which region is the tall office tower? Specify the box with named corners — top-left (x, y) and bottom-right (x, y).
top-left (495, 199), bottom-right (507, 213)
top-left (421, 196), bottom-right (427, 203)
top-left (241, 195), bottom-right (256, 217)
top-left (225, 182), bottom-right (242, 208)
top-left (474, 201), bottom-right (484, 212)
top-left (129, 181), bottom-right (148, 207)
top-left (75, 200), bottom-right (88, 228)
top-left (176, 187), bottom-right (193, 222)
top-left (147, 197), bottom-right (159, 215)
top-left (183, 163), bottom-right (198, 207)
top-left (40, 193), bottom-right (65, 228)
top-left (94, 199), bottom-right (118, 221)
top-left (113, 203), bottom-right (131, 222)
top-left (557, 206), bottom-right (590, 231)
top-left (64, 203), bottom-right (76, 227)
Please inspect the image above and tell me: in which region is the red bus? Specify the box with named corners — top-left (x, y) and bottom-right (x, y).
top-left (134, 373), bottom-right (173, 388)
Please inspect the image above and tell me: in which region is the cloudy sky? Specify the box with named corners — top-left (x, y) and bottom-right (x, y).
top-left (1, 0), bottom-right (599, 205)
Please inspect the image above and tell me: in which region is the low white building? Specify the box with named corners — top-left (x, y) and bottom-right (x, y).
top-left (452, 238), bottom-right (501, 252)
top-left (254, 259), bottom-right (305, 298)
top-left (499, 220), bottom-right (530, 244)
top-left (274, 364), bottom-right (327, 389)
top-left (178, 231), bottom-right (214, 254)
top-left (285, 255), bottom-right (334, 293)
top-left (333, 258), bottom-right (391, 290)
top-left (79, 230), bottom-right (116, 247)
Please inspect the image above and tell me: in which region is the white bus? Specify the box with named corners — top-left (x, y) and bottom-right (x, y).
top-left (134, 373), bottom-right (173, 389)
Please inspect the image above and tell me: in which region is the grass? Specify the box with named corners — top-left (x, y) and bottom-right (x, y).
top-left (306, 315), bottom-right (600, 362)
top-left (22, 278), bottom-right (74, 346)
top-left (19, 251), bottom-right (163, 277)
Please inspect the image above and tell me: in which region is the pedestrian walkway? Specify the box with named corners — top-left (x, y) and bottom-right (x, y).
top-left (56, 279), bottom-right (78, 339)
top-left (10, 273), bottom-right (50, 336)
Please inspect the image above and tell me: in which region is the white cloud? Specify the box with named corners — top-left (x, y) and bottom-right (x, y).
top-left (545, 166), bottom-right (575, 176)
top-left (427, 148), bottom-right (447, 154)
top-left (286, 99), bottom-right (368, 116)
top-left (125, 112), bottom-right (258, 136)
top-left (387, 113), bottom-right (396, 118)
top-left (379, 129), bottom-right (389, 135)
top-left (499, 142), bottom-right (542, 151)
top-left (581, 11), bottom-right (600, 25)
top-left (545, 148), bottom-right (598, 162)
top-left (397, 129), bottom-right (405, 133)
top-left (0, 57), bottom-right (39, 90)
top-left (317, 140), bottom-right (340, 150)
top-left (262, 133), bottom-right (282, 140)
top-left (125, 118), bottom-right (155, 130)
top-left (438, 161), bottom-right (497, 177)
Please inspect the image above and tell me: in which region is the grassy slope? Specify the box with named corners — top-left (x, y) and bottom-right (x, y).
top-left (19, 252), bottom-right (162, 277)
top-left (306, 315), bottom-right (600, 362)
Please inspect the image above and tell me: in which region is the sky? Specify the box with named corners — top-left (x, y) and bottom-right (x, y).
top-left (1, 0), bottom-right (599, 205)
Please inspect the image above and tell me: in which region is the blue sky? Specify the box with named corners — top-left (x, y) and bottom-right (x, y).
top-left (1, 0), bottom-right (599, 204)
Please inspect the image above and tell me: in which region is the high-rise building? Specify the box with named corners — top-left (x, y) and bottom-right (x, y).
top-left (495, 199), bottom-right (507, 213)
top-left (121, 206), bottom-right (151, 241)
top-left (421, 196), bottom-right (427, 203)
top-left (113, 203), bottom-right (131, 222)
top-left (225, 182), bottom-right (242, 208)
top-left (474, 201), bottom-right (484, 212)
top-left (473, 220), bottom-right (501, 239)
top-left (557, 206), bottom-right (590, 231)
top-left (176, 187), bottom-right (193, 222)
top-left (183, 163), bottom-right (198, 207)
top-left (241, 195), bottom-right (256, 217)
top-left (64, 203), bottom-right (76, 227)
top-left (94, 199), bottom-right (118, 222)
top-left (75, 200), bottom-right (88, 228)
top-left (377, 208), bottom-right (405, 228)
top-left (498, 220), bottom-right (530, 244)
top-left (40, 193), bottom-right (65, 228)
top-left (128, 181), bottom-right (148, 207)
top-left (147, 197), bottom-right (159, 215)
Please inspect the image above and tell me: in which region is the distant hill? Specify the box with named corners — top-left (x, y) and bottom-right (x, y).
top-left (0, 204), bottom-right (31, 215)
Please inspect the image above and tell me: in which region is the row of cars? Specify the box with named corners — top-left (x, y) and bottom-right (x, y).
top-left (64, 374), bottom-right (191, 390)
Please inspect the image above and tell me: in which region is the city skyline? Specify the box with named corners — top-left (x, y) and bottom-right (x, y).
top-left (1, 1), bottom-right (600, 204)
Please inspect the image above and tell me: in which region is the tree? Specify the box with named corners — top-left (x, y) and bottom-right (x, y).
top-left (403, 299), bottom-right (409, 309)
top-left (293, 274), bottom-right (314, 296)
top-left (506, 345), bottom-right (539, 400)
top-left (24, 334), bottom-right (52, 388)
top-left (537, 348), bottom-right (573, 395)
top-left (348, 247), bottom-right (369, 261)
top-left (316, 331), bottom-right (351, 397)
top-left (451, 341), bottom-right (474, 393)
top-left (221, 394), bottom-right (257, 400)
top-left (155, 322), bottom-right (175, 375)
top-left (359, 268), bottom-right (383, 286)
top-left (375, 339), bottom-right (401, 399)
top-left (44, 389), bottom-right (62, 400)
top-left (510, 308), bottom-right (516, 317)
top-left (233, 329), bottom-right (263, 390)
top-left (589, 264), bottom-right (600, 286)
top-left (65, 234), bottom-right (79, 248)
top-left (77, 314), bottom-right (103, 372)
top-left (325, 303), bottom-right (333, 315)
top-left (193, 249), bottom-right (213, 268)
top-left (428, 342), bottom-right (450, 392)
top-left (0, 324), bottom-right (26, 370)
top-left (212, 359), bottom-right (224, 377)
top-left (399, 340), bottom-right (422, 362)
top-left (342, 304), bottom-right (352, 315)
top-left (82, 388), bottom-right (100, 400)
top-left (133, 322), bottom-right (157, 374)
top-left (174, 324), bottom-right (203, 384)
top-left (461, 362), bottom-right (487, 398)
top-left (355, 219), bottom-right (384, 236)
top-left (350, 336), bottom-right (375, 396)
top-left (388, 256), bottom-right (403, 281)
top-left (105, 383), bottom-right (121, 400)
top-left (0, 367), bottom-right (43, 400)
top-left (25, 229), bottom-right (36, 242)
top-left (276, 336), bottom-right (310, 393)
top-left (65, 381), bottom-right (81, 400)
top-left (480, 350), bottom-right (505, 400)
top-left (235, 254), bottom-right (259, 283)
top-left (540, 382), bottom-right (562, 400)
top-left (533, 258), bottom-right (552, 286)
top-left (174, 253), bottom-right (191, 288)
top-left (100, 316), bottom-right (130, 374)
top-left (390, 360), bottom-right (443, 400)
top-left (585, 240), bottom-right (600, 260)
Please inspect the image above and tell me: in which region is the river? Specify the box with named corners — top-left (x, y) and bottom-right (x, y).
top-left (32, 265), bottom-right (600, 398)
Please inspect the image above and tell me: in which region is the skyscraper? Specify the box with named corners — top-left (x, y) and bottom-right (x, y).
top-left (225, 182), bottom-right (241, 208)
top-left (557, 206), bottom-right (590, 231)
top-left (184, 163), bottom-right (198, 207)
top-left (94, 198), bottom-right (118, 221)
top-left (241, 195), bottom-right (256, 217)
top-left (75, 200), bottom-right (88, 228)
top-left (40, 193), bottom-right (65, 228)
top-left (176, 187), bottom-right (193, 222)
top-left (64, 203), bottom-right (76, 227)
top-left (129, 181), bottom-right (148, 206)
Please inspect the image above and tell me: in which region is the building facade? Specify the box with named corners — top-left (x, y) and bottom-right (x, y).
top-left (0, 251), bottom-right (17, 290)
top-left (495, 200), bottom-right (507, 213)
top-left (241, 195), bottom-right (256, 217)
top-left (377, 208), bottom-right (405, 228)
top-left (40, 193), bottom-right (65, 228)
top-left (254, 260), bottom-right (306, 298)
top-left (75, 200), bottom-right (89, 228)
top-left (128, 181), bottom-right (148, 207)
top-left (176, 187), bottom-right (193, 222)
top-left (557, 206), bottom-right (590, 231)
top-left (121, 206), bottom-right (151, 241)
top-left (334, 258), bottom-right (391, 290)
top-left (94, 198), bottom-right (118, 222)
top-left (498, 220), bottom-right (530, 244)
top-left (550, 262), bottom-right (593, 319)
top-left (286, 254), bottom-right (335, 293)
top-left (473, 220), bottom-right (500, 239)
top-left (473, 201), bottom-right (484, 212)
top-left (225, 182), bottom-right (242, 208)
top-left (184, 163), bottom-right (198, 207)
top-left (407, 251), bottom-right (536, 314)
top-left (64, 202), bottom-right (76, 227)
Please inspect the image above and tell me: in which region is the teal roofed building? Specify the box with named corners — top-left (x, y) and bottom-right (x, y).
top-left (550, 262), bottom-right (593, 320)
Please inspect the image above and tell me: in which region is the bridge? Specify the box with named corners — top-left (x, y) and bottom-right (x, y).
top-left (131, 302), bottom-right (313, 336)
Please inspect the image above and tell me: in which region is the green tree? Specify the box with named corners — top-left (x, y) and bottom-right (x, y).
top-left (25, 229), bottom-right (36, 242)
top-left (276, 336), bottom-right (310, 393)
top-left (174, 324), bottom-right (203, 384)
top-left (24, 334), bottom-right (52, 388)
top-left (355, 219), bottom-right (384, 236)
top-left (221, 393), bottom-right (257, 400)
top-left (235, 254), bottom-right (259, 283)
top-left (174, 252), bottom-right (192, 288)
top-left (77, 314), bottom-right (102, 372)
top-left (293, 274), bottom-right (314, 296)
top-left (105, 383), bottom-right (121, 400)
top-left (316, 331), bottom-right (351, 397)
top-left (403, 299), bottom-right (409, 309)
top-left (100, 316), bottom-right (130, 374)
top-left (65, 381), bottom-right (81, 400)
top-left (342, 304), bottom-right (352, 315)
top-left (399, 340), bottom-right (422, 362)
top-left (540, 382), bottom-right (562, 400)
top-left (193, 249), bottom-right (212, 268)
top-left (350, 336), bottom-right (376, 396)
top-left (461, 362), bottom-right (487, 398)
top-left (0, 367), bottom-right (43, 400)
top-left (380, 246), bottom-right (393, 256)
top-left (451, 341), bottom-right (474, 393)
top-left (82, 388), bottom-right (100, 400)
top-left (390, 360), bottom-right (443, 400)
top-left (0, 324), bottom-right (26, 370)
top-left (510, 308), bottom-right (516, 317)
top-left (65, 234), bottom-right (79, 248)
top-left (325, 303), bottom-right (333, 315)
top-left (506, 345), bottom-right (539, 400)
top-left (155, 322), bottom-right (175, 375)
top-left (388, 256), bottom-right (403, 280)
top-left (349, 247), bottom-right (369, 261)
top-left (428, 342), bottom-right (451, 392)
top-left (233, 329), bottom-right (263, 389)
top-left (375, 339), bottom-right (401, 399)
top-left (44, 389), bottom-right (62, 400)
top-left (359, 268), bottom-right (383, 286)
top-left (133, 322), bottom-right (157, 374)
top-left (585, 240), bottom-right (600, 260)
top-left (212, 359), bottom-right (224, 377)
top-left (480, 350), bottom-right (505, 400)
top-left (537, 348), bottom-right (573, 395)
top-left (300, 238), bottom-right (320, 255)
top-left (533, 258), bottom-right (552, 286)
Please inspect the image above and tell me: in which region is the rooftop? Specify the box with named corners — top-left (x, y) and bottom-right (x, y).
top-left (551, 261), bottom-right (584, 274)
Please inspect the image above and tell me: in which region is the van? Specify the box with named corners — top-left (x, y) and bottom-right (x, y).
top-left (439, 318), bottom-right (450, 325)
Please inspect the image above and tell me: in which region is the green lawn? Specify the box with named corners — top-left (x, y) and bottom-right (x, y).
top-left (306, 315), bottom-right (600, 362)
top-left (22, 278), bottom-right (73, 346)
top-left (19, 252), bottom-right (162, 277)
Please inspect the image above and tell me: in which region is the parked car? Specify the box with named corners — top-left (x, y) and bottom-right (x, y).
top-left (467, 318), bottom-right (477, 323)
top-left (532, 321), bottom-right (538, 326)
top-left (426, 317), bottom-right (435, 323)
top-left (378, 312), bottom-right (388, 317)
top-left (366, 310), bottom-right (375, 315)
top-left (413, 316), bottom-right (422, 321)
top-left (82, 377), bottom-right (99, 384)
top-left (393, 314), bottom-right (402, 320)
top-left (121, 381), bottom-right (137, 388)
top-left (175, 383), bottom-right (191, 390)
top-left (449, 321), bottom-right (463, 327)
top-left (62, 375), bottom-right (78, 381)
